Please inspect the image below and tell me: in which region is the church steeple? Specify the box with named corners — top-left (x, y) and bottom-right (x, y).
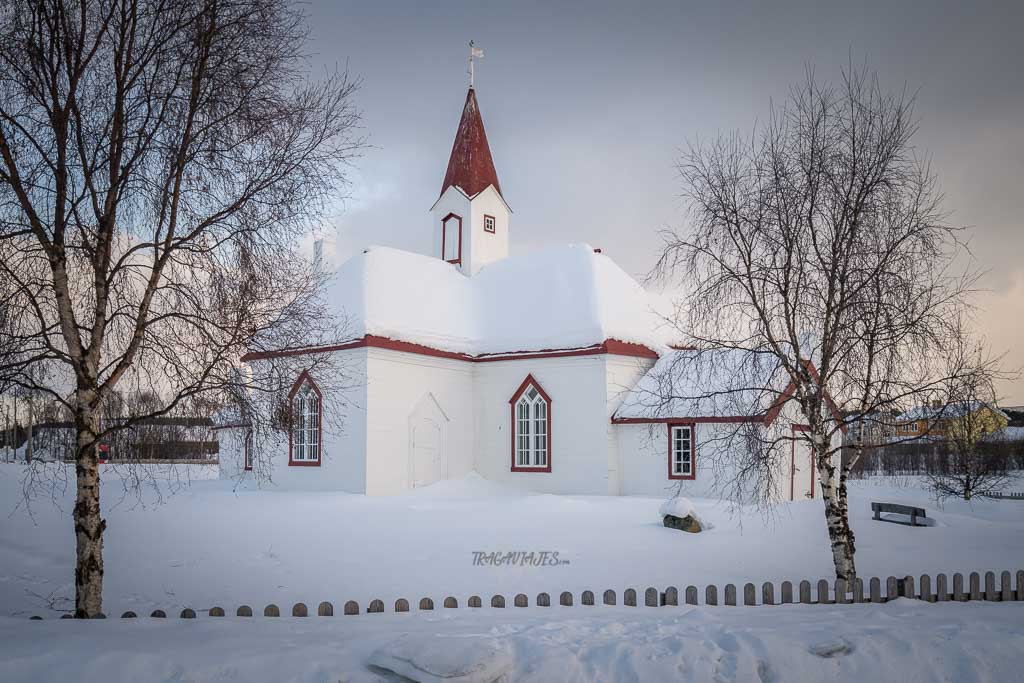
top-left (439, 88), bottom-right (503, 201)
top-left (431, 85), bottom-right (511, 277)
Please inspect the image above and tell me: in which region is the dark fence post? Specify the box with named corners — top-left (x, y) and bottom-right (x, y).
top-left (705, 585), bottom-right (718, 606)
top-left (644, 587), bottom-right (658, 607)
top-left (419, 598), bottom-right (434, 611)
top-left (953, 573), bottom-right (966, 601)
top-left (1016, 571), bottom-right (1024, 601)
top-left (560, 591), bottom-right (574, 607)
top-left (442, 597), bottom-right (457, 609)
top-left (292, 603), bottom-right (308, 617)
top-left (368, 599), bottom-right (384, 613)
top-left (121, 611), bottom-right (137, 618)
top-left (491, 595), bottom-right (505, 608)
top-left (151, 609), bottom-right (166, 619)
top-left (514, 594), bottom-right (528, 608)
top-left (236, 606), bottom-right (252, 617)
top-left (209, 607), bottom-right (225, 617)
top-left (624, 589), bottom-right (637, 607)
top-left (853, 578), bottom-right (864, 603)
top-left (762, 582), bottom-right (774, 605)
top-left (799, 580), bottom-right (812, 604)
top-left (263, 605), bottom-right (279, 618)
top-left (582, 590), bottom-right (595, 606)
top-left (724, 584), bottom-right (737, 606)
top-left (181, 608), bottom-right (197, 619)
top-left (886, 576), bottom-right (898, 601)
top-left (468, 596), bottom-right (482, 608)
top-left (969, 572), bottom-right (981, 601)
top-left (817, 580), bottom-right (830, 604)
top-left (936, 574), bottom-right (949, 602)
top-left (603, 589), bottom-right (616, 606)
top-left (743, 583), bottom-right (756, 606)
top-left (781, 581), bottom-right (793, 604)
top-left (537, 592), bottom-right (551, 607)
top-left (395, 599), bottom-right (410, 613)
top-left (344, 600), bottom-right (360, 615)
top-left (664, 587), bottom-right (678, 606)
top-left (984, 571), bottom-right (997, 601)
top-left (919, 575), bottom-right (932, 603)
top-left (834, 579), bottom-right (848, 604)
top-left (869, 577), bottom-right (882, 603)
top-left (1001, 571), bottom-right (1013, 602)
top-left (685, 586), bottom-right (698, 606)
top-left (318, 601), bottom-right (334, 616)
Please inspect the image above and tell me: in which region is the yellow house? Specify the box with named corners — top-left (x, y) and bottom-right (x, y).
top-left (895, 401), bottom-right (1009, 441)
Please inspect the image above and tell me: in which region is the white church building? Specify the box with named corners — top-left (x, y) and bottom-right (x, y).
top-left (217, 86), bottom-right (840, 501)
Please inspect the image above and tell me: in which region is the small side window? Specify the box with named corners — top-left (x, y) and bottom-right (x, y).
top-left (484, 214), bottom-right (496, 234)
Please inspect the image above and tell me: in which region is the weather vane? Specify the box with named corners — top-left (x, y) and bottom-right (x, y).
top-left (468, 40), bottom-right (484, 88)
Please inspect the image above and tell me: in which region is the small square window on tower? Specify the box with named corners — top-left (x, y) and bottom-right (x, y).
top-left (484, 214), bottom-right (496, 234)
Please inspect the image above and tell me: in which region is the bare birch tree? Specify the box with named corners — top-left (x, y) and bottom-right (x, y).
top-left (652, 65), bottom-right (979, 582)
top-left (925, 333), bottom-right (1012, 501)
top-left (0, 0), bottom-right (363, 616)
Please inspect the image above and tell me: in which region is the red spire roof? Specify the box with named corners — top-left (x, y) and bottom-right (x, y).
top-left (440, 88), bottom-right (503, 201)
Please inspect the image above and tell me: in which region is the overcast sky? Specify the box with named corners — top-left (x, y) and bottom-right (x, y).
top-left (305, 0), bottom-right (1023, 404)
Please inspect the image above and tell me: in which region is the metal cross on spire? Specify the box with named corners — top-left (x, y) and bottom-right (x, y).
top-left (468, 40), bottom-right (484, 88)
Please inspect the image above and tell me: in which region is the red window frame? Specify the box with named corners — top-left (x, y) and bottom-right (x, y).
top-left (483, 214), bottom-right (496, 234)
top-left (288, 370), bottom-right (323, 467)
top-left (243, 430), bottom-right (253, 471)
top-left (509, 374), bottom-right (552, 473)
top-left (667, 422), bottom-right (696, 480)
top-left (441, 212), bottom-right (462, 264)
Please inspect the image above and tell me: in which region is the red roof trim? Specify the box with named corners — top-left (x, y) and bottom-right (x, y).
top-left (440, 88), bottom-right (503, 201)
top-left (612, 360), bottom-right (848, 429)
top-left (613, 416), bottom-right (760, 425)
top-left (240, 336), bottom-right (659, 363)
top-left (760, 361), bottom-right (847, 432)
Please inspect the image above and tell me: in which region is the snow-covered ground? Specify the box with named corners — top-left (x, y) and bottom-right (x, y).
top-left (1, 463), bottom-right (1022, 619)
top-left (2, 601), bottom-right (1023, 682)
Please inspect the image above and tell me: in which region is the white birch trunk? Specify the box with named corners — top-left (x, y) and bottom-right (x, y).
top-left (73, 397), bottom-right (105, 617)
top-left (813, 431), bottom-right (857, 583)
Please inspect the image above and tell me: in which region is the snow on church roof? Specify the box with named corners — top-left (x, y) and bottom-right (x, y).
top-left (614, 348), bottom-right (790, 421)
top-left (326, 243), bottom-right (671, 357)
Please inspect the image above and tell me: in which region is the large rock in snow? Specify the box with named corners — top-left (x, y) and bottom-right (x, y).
top-left (659, 497), bottom-right (703, 533)
top-left (368, 634), bottom-right (513, 683)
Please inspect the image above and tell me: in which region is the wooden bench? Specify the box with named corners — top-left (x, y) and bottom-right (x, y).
top-left (871, 502), bottom-right (927, 527)
top-left (872, 501), bottom-right (929, 528)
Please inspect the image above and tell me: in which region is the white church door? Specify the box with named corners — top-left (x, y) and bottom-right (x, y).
top-left (790, 424), bottom-right (815, 501)
top-left (408, 393), bottom-right (448, 489)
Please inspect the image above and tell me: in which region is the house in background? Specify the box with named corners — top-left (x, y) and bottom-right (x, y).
top-left (894, 401), bottom-right (1009, 441)
top-left (217, 85), bottom-right (842, 501)
top-left (842, 409), bottom-right (900, 448)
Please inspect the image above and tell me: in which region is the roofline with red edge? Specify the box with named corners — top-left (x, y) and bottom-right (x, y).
top-left (240, 335), bottom-right (659, 364)
top-left (612, 360), bottom-right (848, 430)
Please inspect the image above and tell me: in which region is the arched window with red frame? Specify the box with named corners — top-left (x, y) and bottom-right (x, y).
top-left (510, 375), bottom-right (551, 473)
top-left (288, 371), bottom-right (322, 466)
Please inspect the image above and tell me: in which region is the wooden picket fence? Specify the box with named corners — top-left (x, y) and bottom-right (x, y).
top-left (988, 491), bottom-right (1024, 500)
top-left (30, 569), bottom-right (1024, 620)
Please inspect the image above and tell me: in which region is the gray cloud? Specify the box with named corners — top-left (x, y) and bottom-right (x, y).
top-left (308, 0), bottom-right (1024, 402)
